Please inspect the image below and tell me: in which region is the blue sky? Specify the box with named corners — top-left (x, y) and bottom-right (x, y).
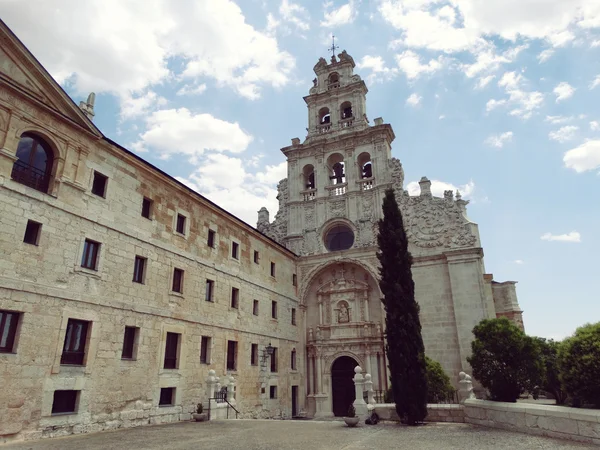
top-left (2, 0), bottom-right (599, 340)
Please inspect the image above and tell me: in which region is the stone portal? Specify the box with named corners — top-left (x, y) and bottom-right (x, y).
top-left (331, 356), bottom-right (358, 417)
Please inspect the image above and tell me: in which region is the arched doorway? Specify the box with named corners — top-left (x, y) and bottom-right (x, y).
top-left (331, 356), bottom-right (357, 417)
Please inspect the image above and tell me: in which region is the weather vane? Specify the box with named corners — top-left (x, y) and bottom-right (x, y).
top-left (328, 34), bottom-right (339, 58)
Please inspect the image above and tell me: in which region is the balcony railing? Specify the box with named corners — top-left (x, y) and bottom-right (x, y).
top-left (302, 189), bottom-right (317, 201)
top-left (359, 178), bottom-right (374, 190)
top-left (327, 183), bottom-right (347, 196)
top-left (11, 159), bottom-right (50, 193)
top-left (328, 82), bottom-right (340, 90)
top-left (317, 123), bottom-right (331, 134)
top-left (340, 118), bottom-right (354, 128)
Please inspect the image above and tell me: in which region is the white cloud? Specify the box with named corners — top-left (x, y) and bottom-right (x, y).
top-left (0, 0), bottom-right (295, 106)
top-left (132, 108), bottom-right (253, 160)
top-left (176, 153), bottom-right (284, 225)
top-left (590, 75), bottom-right (600, 89)
top-left (406, 93), bottom-right (422, 107)
top-left (356, 55), bottom-right (398, 83)
top-left (484, 131), bottom-right (513, 148)
top-left (439, 114), bottom-right (446, 120)
top-left (476, 75), bottom-right (495, 89)
top-left (176, 83), bottom-right (207, 96)
top-left (486, 98), bottom-right (507, 112)
top-left (540, 231), bottom-right (582, 243)
top-left (491, 71), bottom-right (544, 119)
top-left (549, 126), bottom-right (578, 143)
top-left (499, 71), bottom-right (523, 89)
top-left (514, 259), bottom-right (525, 265)
top-left (547, 30), bottom-right (575, 47)
top-left (537, 49), bottom-right (555, 63)
top-left (320, 1), bottom-right (357, 28)
top-left (395, 50), bottom-right (443, 79)
top-left (553, 82), bottom-right (575, 102)
top-left (279, 0), bottom-right (310, 31)
top-left (406, 179), bottom-right (475, 198)
top-left (563, 139), bottom-right (600, 173)
top-left (545, 115), bottom-right (574, 124)
top-left (590, 121), bottom-right (600, 131)
top-left (592, 40), bottom-right (600, 47)
top-left (120, 91), bottom-right (167, 120)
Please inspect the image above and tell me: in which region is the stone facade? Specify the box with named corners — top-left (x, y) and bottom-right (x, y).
top-left (0, 23), bottom-right (301, 442)
top-left (0, 20), bottom-right (523, 442)
top-left (257, 51), bottom-right (524, 417)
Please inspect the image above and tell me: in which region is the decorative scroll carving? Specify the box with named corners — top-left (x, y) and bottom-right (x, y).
top-left (305, 204), bottom-right (316, 229)
top-left (356, 219), bottom-right (376, 248)
top-left (330, 200), bottom-right (345, 218)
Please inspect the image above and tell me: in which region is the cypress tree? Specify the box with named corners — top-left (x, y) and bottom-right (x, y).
top-left (377, 188), bottom-right (428, 425)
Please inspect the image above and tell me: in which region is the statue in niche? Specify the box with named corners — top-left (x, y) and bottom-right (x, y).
top-left (338, 303), bottom-right (350, 323)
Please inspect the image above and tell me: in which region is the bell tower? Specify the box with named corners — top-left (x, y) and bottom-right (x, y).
top-left (257, 49), bottom-right (404, 257)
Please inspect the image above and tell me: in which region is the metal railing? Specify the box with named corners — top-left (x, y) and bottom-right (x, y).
top-left (11, 160), bottom-right (50, 193)
top-left (208, 396), bottom-right (239, 420)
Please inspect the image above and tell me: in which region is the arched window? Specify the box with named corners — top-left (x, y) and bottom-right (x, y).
top-left (327, 153), bottom-right (346, 185)
top-left (303, 164), bottom-right (316, 190)
top-left (340, 101), bottom-right (353, 119)
top-left (319, 107), bottom-right (331, 124)
top-left (11, 133), bottom-right (54, 193)
top-left (357, 152), bottom-right (373, 179)
top-left (328, 73), bottom-right (340, 89)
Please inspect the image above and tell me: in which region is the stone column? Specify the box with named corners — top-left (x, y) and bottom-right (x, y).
top-left (316, 353), bottom-right (323, 394)
top-left (365, 350), bottom-right (372, 376)
top-left (307, 354), bottom-right (313, 395)
top-left (319, 302), bottom-right (323, 325)
top-left (227, 375), bottom-right (236, 405)
top-left (206, 370), bottom-right (217, 399)
top-left (352, 366), bottom-right (368, 417)
top-left (365, 373), bottom-right (376, 405)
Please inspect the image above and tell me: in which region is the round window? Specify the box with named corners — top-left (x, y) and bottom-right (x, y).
top-left (325, 224), bottom-right (354, 251)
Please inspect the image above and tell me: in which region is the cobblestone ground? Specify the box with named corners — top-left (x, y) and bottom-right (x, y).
top-left (2, 420), bottom-right (596, 450)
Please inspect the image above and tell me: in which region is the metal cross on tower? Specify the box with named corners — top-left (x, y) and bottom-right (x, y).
top-left (328, 35), bottom-right (339, 58)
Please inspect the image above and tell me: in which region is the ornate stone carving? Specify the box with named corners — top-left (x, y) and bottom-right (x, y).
top-left (389, 157), bottom-right (404, 194)
top-left (361, 194), bottom-right (373, 220)
top-left (257, 178), bottom-right (288, 244)
top-left (337, 301), bottom-right (350, 323)
top-left (330, 200), bottom-right (345, 218)
top-left (305, 204), bottom-right (316, 229)
top-left (356, 219), bottom-right (376, 248)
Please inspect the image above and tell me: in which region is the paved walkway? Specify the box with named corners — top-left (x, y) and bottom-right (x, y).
top-left (2, 419), bottom-right (596, 450)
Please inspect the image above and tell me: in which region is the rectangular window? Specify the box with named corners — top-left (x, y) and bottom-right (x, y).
top-left (205, 279), bottom-right (214, 302)
top-left (291, 349), bottom-right (297, 370)
top-left (270, 347), bottom-right (278, 373)
top-left (291, 308), bottom-right (296, 326)
top-left (231, 287), bottom-right (239, 309)
top-left (141, 197), bottom-right (152, 219)
top-left (164, 332), bottom-right (180, 369)
top-left (52, 390), bottom-right (79, 415)
top-left (231, 241), bottom-right (239, 259)
top-left (207, 229), bottom-right (216, 248)
top-left (270, 262), bottom-right (276, 277)
top-left (132, 256), bottom-right (147, 284)
top-left (252, 299), bottom-right (259, 316)
top-left (91, 171), bottom-right (108, 197)
top-left (251, 343), bottom-right (258, 366)
top-left (81, 239), bottom-right (100, 270)
top-left (172, 268), bottom-right (184, 293)
top-left (226, 340), bottom-right (237, 371)
top-left (253, 250), bottom-right (259, 264)
top-left (121, 326), bottom-right (138, 360)
top-left (23, 220), bottom-right (41, 245)
top-left (269, 386), bottom-right (277, 399)
top-left (200, 336), bottom-right (211, 364)
top-left (271, 301), bottom-right (278, 319)
top-left (159, 387), bottom-right (175, 406)
top-left (61, 319), bottom-right (89, 365)
top-left (293, 273), bottom-right (297, 287)
top-left (0, 310), bottom-right (20, 353)
top-left (176, 214), bottom-right (186, 235)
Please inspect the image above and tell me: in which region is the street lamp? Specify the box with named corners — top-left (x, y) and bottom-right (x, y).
top-left (261, 343), bottom-right (275, 364)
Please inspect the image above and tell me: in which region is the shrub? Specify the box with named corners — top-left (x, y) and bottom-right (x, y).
top-left (467, 318), bottom-right (544, 402)
top-left (559, 322), bottom-right (600, 407)
top-left (425, 357), bottom-right (456, 403)
top-left (383, 357), bottom-right (455, 404)
top-left (196, 403), bottom-right (203, 414)
top-left (346, 404), bottom-right (356, 418)
top-left (535, 338), bottom-right (567, 405)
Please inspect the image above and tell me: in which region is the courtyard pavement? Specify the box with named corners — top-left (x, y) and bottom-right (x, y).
top-left (2, 419), bottom-right (596, 450)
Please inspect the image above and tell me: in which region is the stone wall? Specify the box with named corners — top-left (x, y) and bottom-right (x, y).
top-left (464, 399), bottom-right (600, 445)
top-left (373, 404), bottom-right (465, 423)
top-left (0, 50), bottom-right (302, 442)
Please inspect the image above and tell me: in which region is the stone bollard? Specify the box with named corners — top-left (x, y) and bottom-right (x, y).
top-left (458, 371), bottom-right (475, 404)
top-left (227, 375), bottom-right (236, 405)
top-left (352, 366), bottom-right (368, 417)
top-left (206, 369), bottom-right (217, 399)
top-left (365, 373), bottom-right (376, 405)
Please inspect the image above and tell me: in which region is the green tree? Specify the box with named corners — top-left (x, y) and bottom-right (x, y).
top-left (535, 338), bottom-right (567, 405)
top-left (377, 188), bottom-right (427, 425)
top-left (467, 318), bottom-right (544, 402)
top-left (425, 357), bottom-right (456, 403)
top-left (559, 322), bottom-right (600, 407)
